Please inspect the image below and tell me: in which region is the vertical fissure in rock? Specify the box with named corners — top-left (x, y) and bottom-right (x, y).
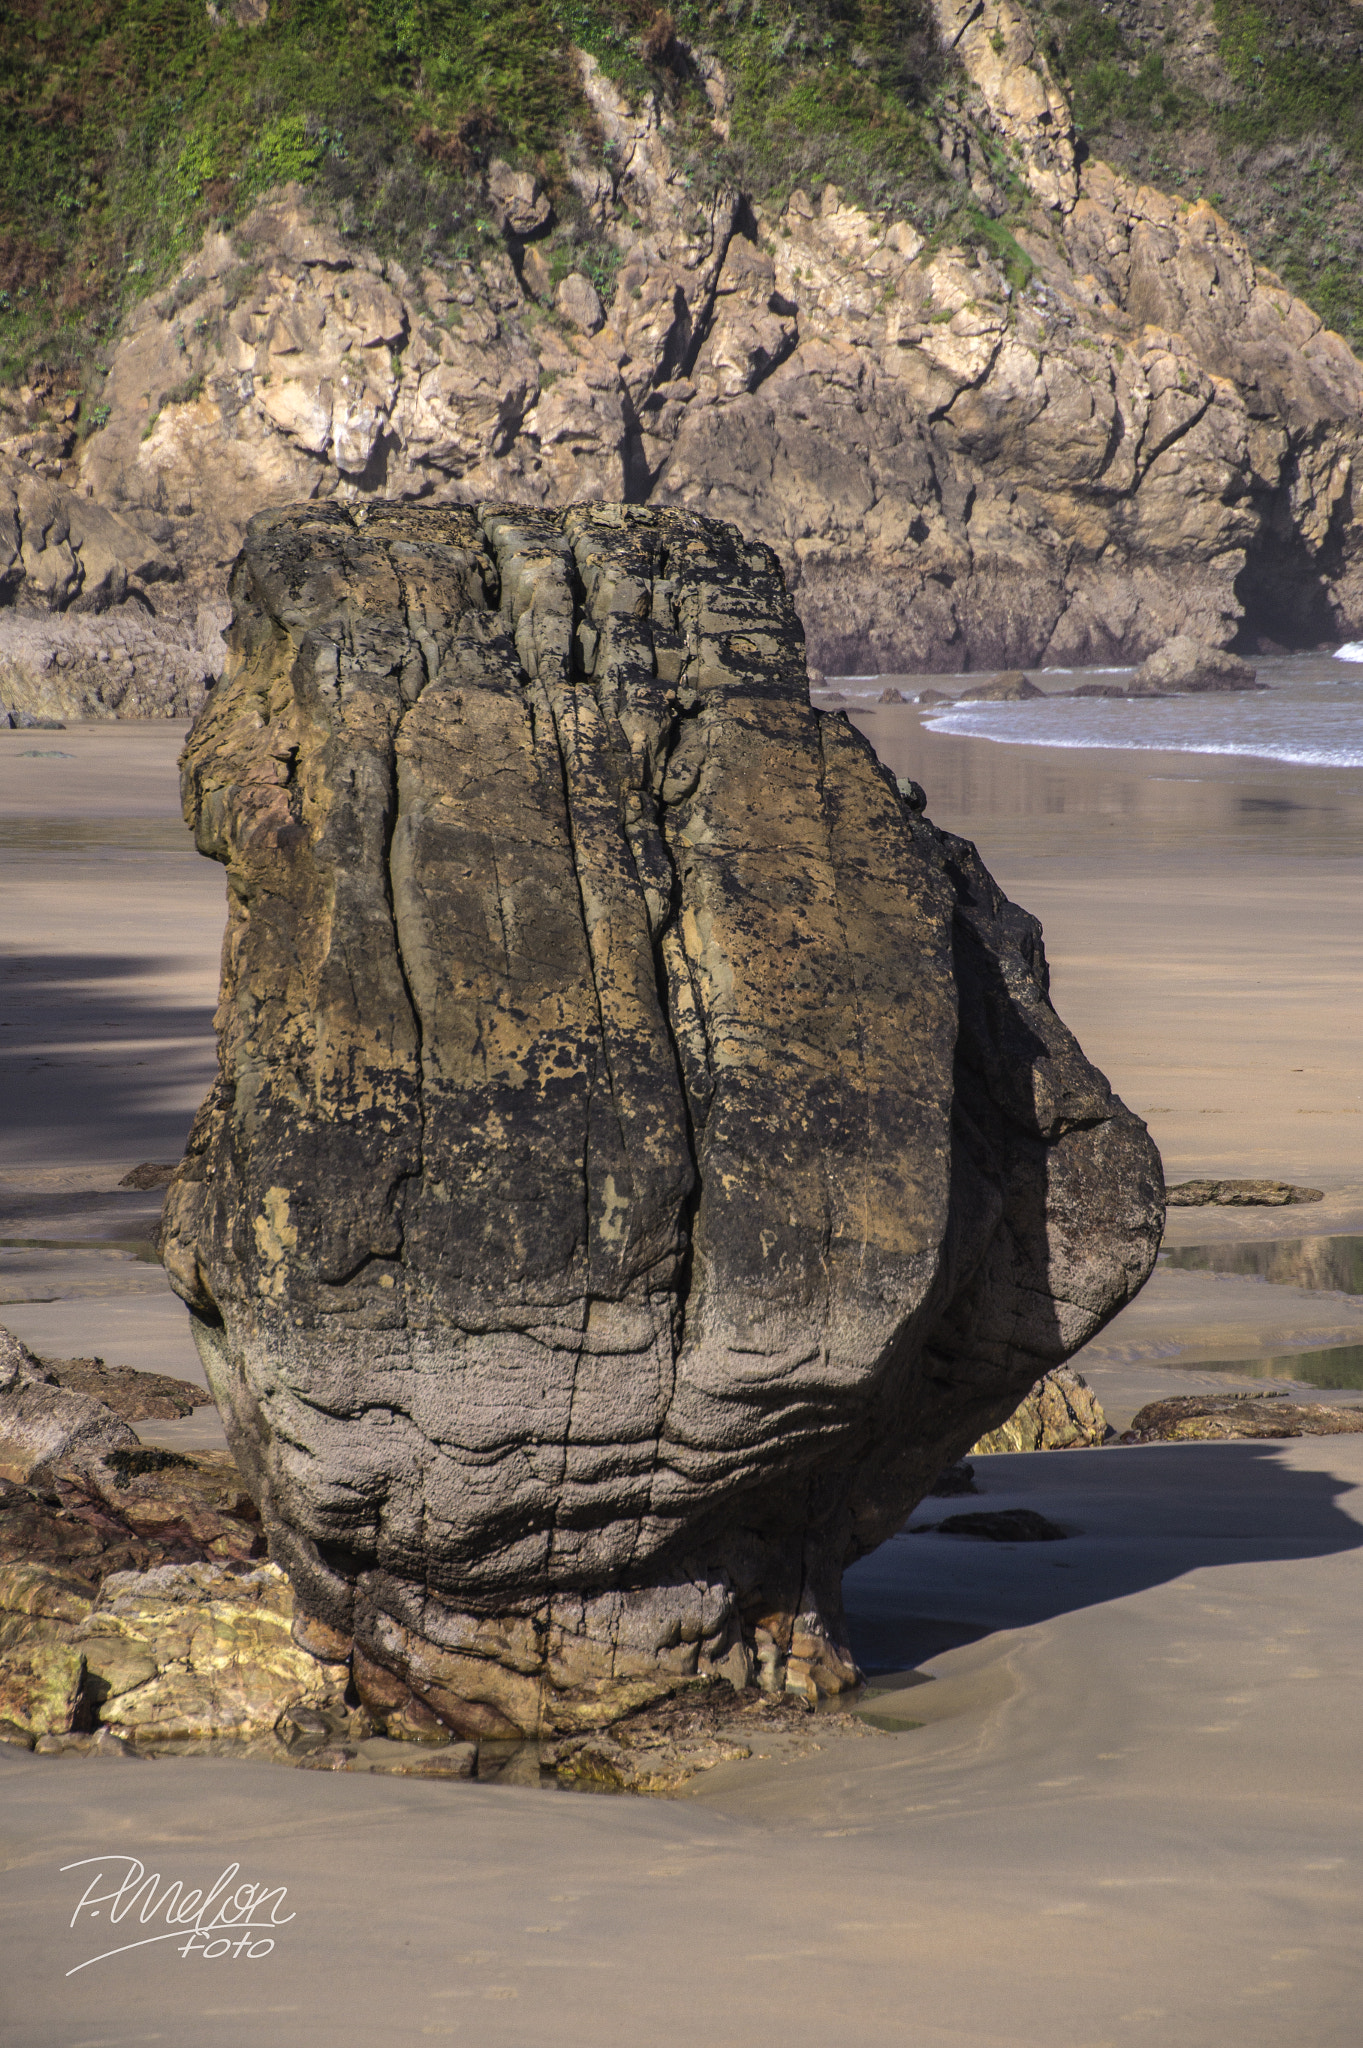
top-left (648, 863), bottom-right (702, 1373)
top-left (377, 581), bottom-right (427, 1261)
top-left (620, 386), bottom-right (655, 505)
top-left (674, 200), bottom-right (739, 386)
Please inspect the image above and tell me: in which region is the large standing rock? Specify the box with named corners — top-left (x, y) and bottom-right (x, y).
top-left (163, 500), bottom-right (1162, 1737)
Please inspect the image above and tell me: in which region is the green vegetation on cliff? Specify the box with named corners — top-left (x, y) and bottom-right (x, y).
top-left (1036, 0), bottom-right (1363, 349)
top-left (12, 0), bottom-right (1354, 413)
top-left (0, 0), bottom-right (960, 397)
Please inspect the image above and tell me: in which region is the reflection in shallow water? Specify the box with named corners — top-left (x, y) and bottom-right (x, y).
top-left (1196, 1343), bottom-right (1363, 1392)
top-left (0, 1234), bottom-right (162, 1265)
top-left (0, 817), bottom-right (190, 856)
top-left (1163, 1235), bottom-right (1363, 1295)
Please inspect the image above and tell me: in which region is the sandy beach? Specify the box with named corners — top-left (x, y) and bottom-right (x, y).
top-left (3, 706), bottom-right (1362, 2046)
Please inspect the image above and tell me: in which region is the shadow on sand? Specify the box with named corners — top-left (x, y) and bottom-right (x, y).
top-left (843, 1438), bottom-right (1363, 1676)
top-left (0, 949), bottom-right (214, 1187)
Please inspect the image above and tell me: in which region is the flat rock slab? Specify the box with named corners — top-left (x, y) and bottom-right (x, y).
top-left (37, 1353), bottom-right (210, 1421)
top-left (1165, 1179), bottom-right (1325, 1207)
top-left (1121, 1391), bottom-right (1363, 1443)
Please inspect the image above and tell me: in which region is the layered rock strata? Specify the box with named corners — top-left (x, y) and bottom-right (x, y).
top-left (163, 501), bottom-right (1162, 1737)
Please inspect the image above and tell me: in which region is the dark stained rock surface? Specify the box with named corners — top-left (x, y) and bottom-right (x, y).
top-left (0, 1449), bottom-right (265, 1587)
top-left (161, 500), bottom-right (1163, 1738)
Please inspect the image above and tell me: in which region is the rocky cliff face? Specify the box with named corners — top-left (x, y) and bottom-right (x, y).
top-left (2, 0), bottom-right (1359, 710)
top-left (161, 501), bottom-right (1162, 1735)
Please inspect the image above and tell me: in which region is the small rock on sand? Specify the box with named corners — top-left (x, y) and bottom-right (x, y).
top-left (958, 671), bottom-right (1044, 702)
top-left (1131, 637), bottom-right (1262, 694)
top-left (118, 1162), bottom-right (180, 1190)
top-left (915, 1508), bottom-right (1069, 1542)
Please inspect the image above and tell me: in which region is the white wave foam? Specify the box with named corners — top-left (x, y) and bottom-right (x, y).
top-left (920, 711), bottom-right (1363, 770)
top-left (1332, 642), bottom-right (1363, 663)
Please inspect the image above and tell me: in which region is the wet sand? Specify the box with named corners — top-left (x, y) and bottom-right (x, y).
top-left (0, 724), bottom-right (222, 1433)
top-left (856, 705), bottom-right (1363, 1193)
top-left (3, 715), bottom-right (1363, 2046)
top-left (5, 1437), bottom-right (1362, 2048)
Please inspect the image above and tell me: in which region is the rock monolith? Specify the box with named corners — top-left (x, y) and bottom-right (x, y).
top-left (162, 501), bottom-right (1163, 1738)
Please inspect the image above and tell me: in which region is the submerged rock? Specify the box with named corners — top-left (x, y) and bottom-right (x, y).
top-left (162, 500), bottom-right (1163, 1738)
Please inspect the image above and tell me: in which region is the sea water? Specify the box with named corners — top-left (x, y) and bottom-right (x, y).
top-left (828, 649), bottom-right (1363, 771)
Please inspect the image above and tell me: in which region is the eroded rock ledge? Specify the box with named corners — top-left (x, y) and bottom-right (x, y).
top-left (162, 500), bottom-right (1163, 1738)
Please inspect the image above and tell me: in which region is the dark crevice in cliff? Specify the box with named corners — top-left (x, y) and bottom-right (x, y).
top-left (1233, 509), bottom-right (1341, 650)
top-left (620, 386), bottom-right (656, 505)
top-left (674, 209), bottom-right (739, 386)
top-left (517, 670), bottom-right (602, 1295)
